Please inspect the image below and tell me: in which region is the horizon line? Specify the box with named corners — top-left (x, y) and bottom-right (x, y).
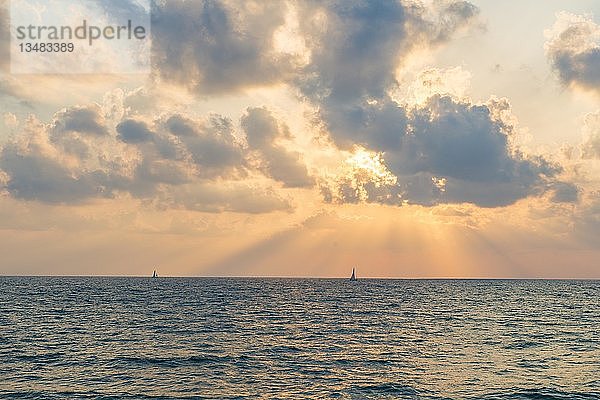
top-left (0, 274), bottom-right (599, 281)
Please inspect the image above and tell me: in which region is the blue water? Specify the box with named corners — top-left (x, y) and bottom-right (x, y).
top-left (0, 278), bottom-right (599, 399)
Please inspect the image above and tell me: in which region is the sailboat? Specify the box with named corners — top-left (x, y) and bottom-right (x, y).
top-left (152, 269), bottom-right (158, 278)
top-left (350, 267), bottom-right (356, 281)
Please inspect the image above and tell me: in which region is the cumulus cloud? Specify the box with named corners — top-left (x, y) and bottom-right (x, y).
top-left (241, 107), bottom-right (313, 188)
top-left (162, 114), bottom-right (246, 178)
top-left (0, 1), bottom-right (568, 212)
top-left (294, 0), bottom-right (478, 115)
top-left (0, 117), bottom-right (119, 203)
top-left (149, 0), bottom-right (478, 99)
top-left (296, 0), bottom-right (478, 102)
top-left (412, 1), bottom-right (480, 44)
top-left (93, 0), bottom-right (150, 23)
top-left (53, 106), bottom-right (108, 136)
top-left (265, 0), bottom-right (565, 208)
top-left (322, 96), bottom-right (562, 207)
top-left (116, 119), bottom-right (154, 143)
top-left (320, 148), bottom-right (402, 205)
top-left (151, 0), bottom-right (298, 94)
top-left (0, 106), bottom-right (292, 213)
top-left (397, 66), bottom-right (472, 104)
top-left (289, 0), bottom-right (559, 208)
top-left (545, 12), bottom-right (600, 91)
top-left (296, 0), bottom-right (407, 103)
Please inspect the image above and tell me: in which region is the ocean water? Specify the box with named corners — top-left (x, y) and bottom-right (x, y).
top-left (0, 278), bottom-right (599, 399)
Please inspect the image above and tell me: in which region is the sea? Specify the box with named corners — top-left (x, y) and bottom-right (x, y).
top-left (0, 277), bottom-right (599, 399)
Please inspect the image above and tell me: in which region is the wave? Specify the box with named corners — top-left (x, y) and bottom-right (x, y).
top-left (111, 354), bottom-right (244, 368)
top-left (350, 382), bottom-right (420, 397)
top-left (477, 388), bottom-right (600, 400)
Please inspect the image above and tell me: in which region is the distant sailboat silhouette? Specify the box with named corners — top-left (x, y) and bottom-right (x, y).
top-left (350, 267), bottom-right (356, 281)
top-left (152, 269), bottom-right (158, 278)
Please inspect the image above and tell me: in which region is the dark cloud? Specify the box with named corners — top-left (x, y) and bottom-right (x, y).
top-left (322, 98), bottom-right (408, 151)
top-left (549, 182), bottom-right (579, 203)
top-left (116, 119), bottom-right (154, 143)
top-left (150, 0), bottom-right (479, 97)
top-left (550, 48), bottom-right (600, 90)
top-left (296, 0), bottom-right (408, 102)
top-left (296, 0), bottom-right (478, 104)
top-left (151, 0), bottom-right (297, 94)
top-left (53, 106), bottom-right (108, 136)
top-left (93, 0), bottom-right (149, 23)
top-left (258, 145), bottom-right (314, 188)
top-left (241, 107), bottom-right (314, 188)
top-left (322, 96), bottom-right (562, 207)
top-left (0, 143), bottom-right (111, 203)
top-left (162, 114), bottom-right (246, 178)
top-left (546, 13), bottom-right (600, 91)
top-left (392, 96), bottom-right (555, 183)
top-left (293, 0), bottom-right (557, 208)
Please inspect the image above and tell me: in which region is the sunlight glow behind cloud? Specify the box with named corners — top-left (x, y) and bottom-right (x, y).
top-left (0, 0), bottom-right (599, 277)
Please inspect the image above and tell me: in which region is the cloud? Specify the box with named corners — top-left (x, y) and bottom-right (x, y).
top-left (0, 146), bottom-right (110, 203)
top-left (92, 0), bottom-right (150, 23)
top-left (296, 0), bottom-right (408, 103)
top-left (162, 182), bottom-right (292, 214)
top-left (288, 0), bottom-right (557, 208)
top-left (398, 66), bottom-right (472, 104)
top-left (581, 111), bottom-right (600, 159)
top-left (548, 181), bottom-right (580, 203)
top-left (149, 0), bottom-right (479, 99)
top-left (290, 0), bottom-right (481, 171)
top-left (53, 106), bottom-right (108, 136)
top-left (545, 12), bottom-right (600, 91)
top-left (569, 191), bottom-right (600, 244)
top-left (0, 117), bottom-right (117, 203)
top-left (0, 1), bottom-right (569, 212)
top-left (116, 119), bottom-right (154, 143)
top-left (241, 107), bottom-right (314, 188)
top-left (322, 95), bottom-right (561, 207)
top-left (2, 112), bottom-right (18, 129)
top-left (0, 77), bottom-right (27, 103)
top-left (151, 0), bottom-right (298, 94)
top-left (0, 106), bottom-right (293, 213)
top-left (414, 1), bottom-right (480, 43)
top-left (162, 114), bottom-right (246, 178)
top-left (320, 148), bottom-right (402, 205)
top-left (296, 0), bottom-right (477, 102)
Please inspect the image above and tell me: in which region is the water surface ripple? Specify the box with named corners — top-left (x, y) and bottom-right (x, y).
top-left (0, 278), bottom-right (599, 399)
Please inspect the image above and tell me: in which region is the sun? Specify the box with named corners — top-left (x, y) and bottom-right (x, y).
top-left (346, 147), bottom-right (397, 185)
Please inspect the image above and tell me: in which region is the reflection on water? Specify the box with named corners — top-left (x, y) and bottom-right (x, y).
top-left (0, 278), bottom-right (599, 399)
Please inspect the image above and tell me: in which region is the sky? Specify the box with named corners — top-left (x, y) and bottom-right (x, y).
top-left (0, 0), bottom-right (600, 278)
